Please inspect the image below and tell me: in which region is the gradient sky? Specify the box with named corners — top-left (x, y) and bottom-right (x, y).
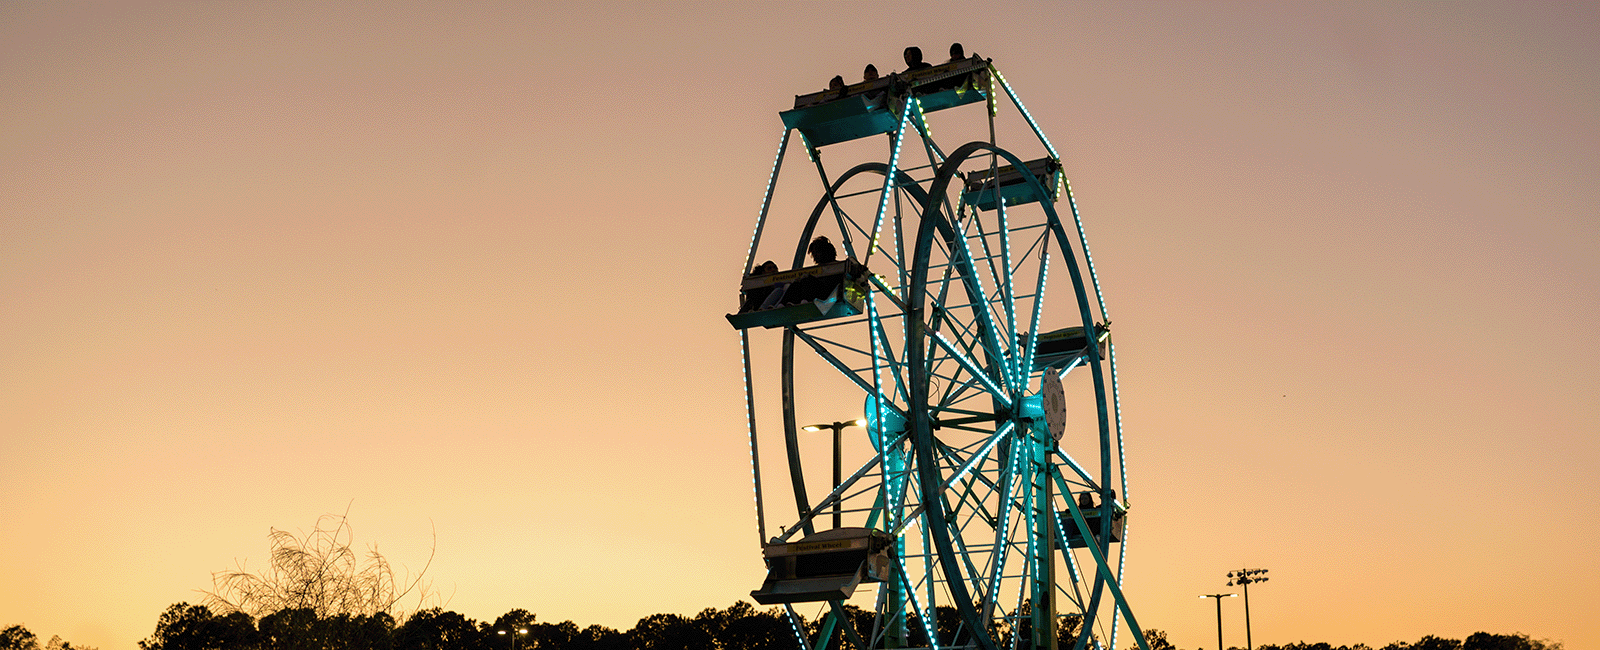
top-left (3, 2), bottom-right (1596, 649)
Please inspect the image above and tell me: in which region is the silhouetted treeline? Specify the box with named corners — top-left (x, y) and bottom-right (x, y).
top-left (124, 602), bottom-right (1564, 650)
top-left (1, 625), bottom-right (96, 650)
top-left (134, 601), bottom-right (1156, 650)
top-left (137, 601), bottom-right (796, 650)
top-left (1251, 632), bottom-right (1562, 650)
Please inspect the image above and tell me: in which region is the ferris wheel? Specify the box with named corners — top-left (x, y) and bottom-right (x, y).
top-left (729, 48), bottom-right (1149, 650)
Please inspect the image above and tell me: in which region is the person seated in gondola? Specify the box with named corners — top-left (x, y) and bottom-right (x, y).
top-left (919, 43), bottom-right (975, 94)
top-left (739, 260), bottom-right (781, 313)
top-left (903, 46), bottom-right (932, 72)
top-left (784, 237), bottom-right (842, 305)
top-left (1078, 491), bottom-right (1096, 511)
top-left (826, 75), bottom-right (847, 100)
top-left (863, 63), bottom-right (879, 82)
top-left (808, 235), bottom-right (838, 265)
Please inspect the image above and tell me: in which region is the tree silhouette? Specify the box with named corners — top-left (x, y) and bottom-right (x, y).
top-left (484, 609), bottom-right (535, 650)
top-left (996, 601), bottom-right (1084, 650)
top-left (704, 602), bottom-right (790, 650)
top-left (1141, 628), bottom-right (1176, 650)
top-left (204, 509), bottom-right (435, 620)
top-left (139, 603), bottom-right (258, 650)
top-left (393, 608), bottom-right (481, 650)
top-left (567, 625), bottom-right (626, 650)
top-left (1462, 632), bottom-right (1562, 650)
top-left (524, 620), bottom-right (580, 650)
top-left (258, 608), bottom-right (322, 650)
top-left (628, 613), bottom-right (713, 649)
top-left (1, 626), bottom-right (39, 650)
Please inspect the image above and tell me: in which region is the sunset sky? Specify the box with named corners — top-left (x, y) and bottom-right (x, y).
top-left (3, 2), bottom-right (1596, 649)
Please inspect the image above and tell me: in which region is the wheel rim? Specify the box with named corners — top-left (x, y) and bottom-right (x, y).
top-left (905, 141), bottom-right (1117, 650)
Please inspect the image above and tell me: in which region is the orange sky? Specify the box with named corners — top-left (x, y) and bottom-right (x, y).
top-left (2, 2), bottom-right (1596, 649)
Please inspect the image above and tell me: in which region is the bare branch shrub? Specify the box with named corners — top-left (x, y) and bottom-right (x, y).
top-left (203, 507), bottom-right (436, 620)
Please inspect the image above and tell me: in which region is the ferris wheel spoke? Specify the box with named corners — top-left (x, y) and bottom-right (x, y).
top-left (1052, 448), bottom-right (1101, 491)
top-left (970, 203), bottom-right (1021, 392)
top-left (865, 298), bottom-right (912, 405)
top-left (930, 357), bottom-right (988, 413)
top-left (943, 262), bottom-right (1009, 390)
top-left (790, 328), bottom-right (912, 422)
top-left (1007, 225), bottom-right (1051, 274)
top-left (979, 447), bottom-right (1021, 619)
top-left (934, 432), bottom-right (1004, 512)
top-left (773, 434), bottom-right (909, 544)
top-left (930, 331), bottom-right (1012, 411)
top-left (1051, 508), bottom-right (1091, 611)
top-left (1018, 249), bottom-right (1052, 383)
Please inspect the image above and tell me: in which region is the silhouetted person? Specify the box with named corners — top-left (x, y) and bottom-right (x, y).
top-left (827, 74), bottom-right (847, 100)
top-left (1077, 491), bottom-right (1095, 511)
top-left (808, 236), bottom-right (838, 265)
top-left (948, 42), bottom-right (965, 61)
top-left (903, 46), bottom-right (931, 72)
top-left (863, 64), bottom-right (879, 82)
top-left (740, 261), bottom-right (782, 313)
top-left (789, 241), bottom-right (844, 305)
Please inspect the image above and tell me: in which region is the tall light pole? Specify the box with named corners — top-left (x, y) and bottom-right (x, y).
top-left (1227, 567), bottom-right (1269, 650)
top-left (802, 419), bottom-right (864, 529)
top-left (1200, 593), bottom-right (1235, 650)
top-left (497, 627), bottom-right (529, 650)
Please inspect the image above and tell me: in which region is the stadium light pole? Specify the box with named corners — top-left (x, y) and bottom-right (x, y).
top-left (1200, 593), bottom-right (1235, 650)
top-left (1227, 567), bottom-right (1270, 650)
top-left (802, 419), bottom-right (864, 529)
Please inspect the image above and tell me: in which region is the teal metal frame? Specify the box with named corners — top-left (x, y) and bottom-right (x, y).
top-left (735, 57), bottom-right (1148, 650)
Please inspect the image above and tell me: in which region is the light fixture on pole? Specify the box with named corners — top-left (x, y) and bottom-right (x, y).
top-left (801, 419), bottom-right (864, 529)
top-left (1199, 593), bottom-right (1235, 650)
top-left (497, 627), bottom-right (529, 650)
top-left (1227, 567), bottom-right (1270, 650)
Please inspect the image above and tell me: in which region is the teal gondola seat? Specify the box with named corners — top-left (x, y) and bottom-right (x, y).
top-left (727, 258), bottom-right (870, 330)
top-left (751, 528), bottom-right (895, 605)
top-left (781, 56), bottom-right (991, 148)
top-left (1031, 324), bottom-right (1108, 372)
top-left (1064, 503), bottom-right (1126, 549)
top-left (962, 156), bottom-right (1062, 212)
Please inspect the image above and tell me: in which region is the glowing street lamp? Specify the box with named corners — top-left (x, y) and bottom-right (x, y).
top-left (497, 627), bottom-right (529, 650)
top-left (1199, 593), bottom-right (1235, 650)
top-left (1227, 567), bottom-right (1270, 650)
top-left (802, 419), bottom-right (864, 529)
